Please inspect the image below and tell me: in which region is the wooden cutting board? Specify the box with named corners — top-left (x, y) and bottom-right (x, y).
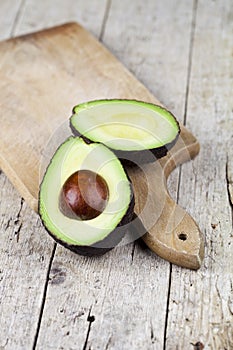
top-left (0, 23), bottom-right (204, 269)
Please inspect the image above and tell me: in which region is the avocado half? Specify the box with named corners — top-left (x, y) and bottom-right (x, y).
top-left (70, 99), bottom-right (180, 164)
top-left (39, 137), bottom-right (135, 256)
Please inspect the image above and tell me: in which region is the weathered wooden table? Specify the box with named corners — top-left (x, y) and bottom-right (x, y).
top-left (0, 1), bottom-right (232, 349)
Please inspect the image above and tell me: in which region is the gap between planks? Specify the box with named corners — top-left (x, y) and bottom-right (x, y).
top-left (226, 156), bottom-right (233, 225)
top-left (32, 244), bottom-right (57, 350)
top-left (99, 0), bottom-right (112, 42)
top-left (10, 0), bottom-right (26, 37)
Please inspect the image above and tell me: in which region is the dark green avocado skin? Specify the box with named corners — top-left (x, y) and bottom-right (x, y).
top-left (70, 101), bottom-right (180, 165)
top-left (38, 180), bottom-right (135, 257)
top-left (115, 131), bottom-right (180, 165)
top-left (70, 123), bottom-right (180, 165)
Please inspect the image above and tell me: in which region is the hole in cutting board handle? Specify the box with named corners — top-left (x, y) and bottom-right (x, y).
top-left (178, 233), bottom-right (187, 241)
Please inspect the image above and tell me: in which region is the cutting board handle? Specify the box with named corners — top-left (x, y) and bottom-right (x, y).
top-left (128, 126), bottom-right (204, 270)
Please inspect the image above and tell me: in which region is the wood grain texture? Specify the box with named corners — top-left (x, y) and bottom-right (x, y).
top-left (0, 0), bottom-right (23, 40)
top-left (165, 0), bottom-right (233, 349)
top-left (0, 20), bottom-right (204, 269)
top-left (0, 21), bottom-right (160, 211)
top-left (0, 0), bottom-right (232, 349)
top-left (12, 0), bottom-right (108, 38)
top-left (0, 3), bottom-right (55, 350)
top-left (128, 128), bottom-right (204, 270)
top-left (33, 1), bottom-right (198, 350)
top-left (103, 0), bottom-right (192, 116)
top-left (0, 1), bottom-right (109, 350)
top-left (0, 174), bottom-right (54, 350)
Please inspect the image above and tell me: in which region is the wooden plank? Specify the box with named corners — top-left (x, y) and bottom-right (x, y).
top-left (0, 1), bottom-right (109, 350)
top-left (104, 0), bottom-right (193, 224)
top-left (0, 3), bottom-right (52, 349)
top-left (103, 0), bottom-right (192, 117)
top-left (0, 0), bottom-right (23, 40)
top-left (13, 0), bottom-right (108, 37)
top-left (0, 3), bottom-right (53, 350)
top-left (0, 174), bottom-right (54, 350)
top-left (35, 1), bottom-right (195, 349)
top-left (165, 0), bottom-right (233, 349)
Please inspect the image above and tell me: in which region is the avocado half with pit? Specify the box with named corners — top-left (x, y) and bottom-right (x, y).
top-left (39, 137), bottom-right (134, 256)
top-left (70, 99), bottom-right (180, 164)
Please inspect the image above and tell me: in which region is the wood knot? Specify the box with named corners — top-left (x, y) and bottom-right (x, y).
top-left (50, 267), bottom-right (66, 285)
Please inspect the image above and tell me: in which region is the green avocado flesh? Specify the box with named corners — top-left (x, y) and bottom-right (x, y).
top-left (71, 100), bottom-right (179, 151)
top-left (39, 137), bottom-right (132, 247)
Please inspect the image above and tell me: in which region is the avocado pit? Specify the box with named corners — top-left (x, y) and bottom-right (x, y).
top-left (60, 170), bottom-right (109, 220)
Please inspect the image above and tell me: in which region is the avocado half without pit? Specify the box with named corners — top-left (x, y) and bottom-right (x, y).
top-left (70, 99), bottom-right (180, 164)
top-left (39, 137), bottom-right (134, 256)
